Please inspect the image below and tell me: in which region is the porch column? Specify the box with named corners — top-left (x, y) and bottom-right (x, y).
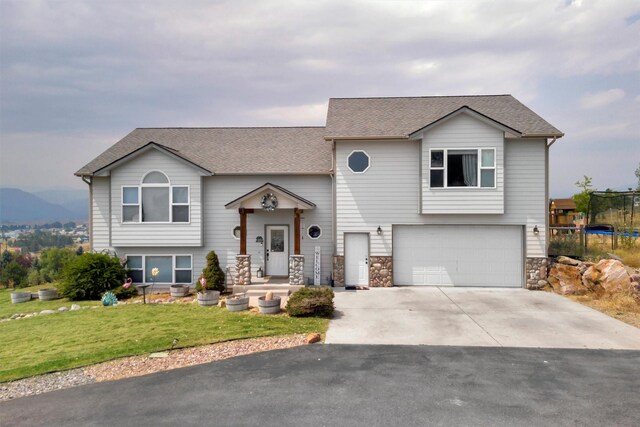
top-left (239, 208), bottom-right (247, 255)
top-left (294, 208), bottom-right (302, 255)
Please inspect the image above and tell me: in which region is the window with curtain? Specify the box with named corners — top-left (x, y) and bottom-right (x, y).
top-left (429, 148), bottom-right (495, 188)
top-left (122, 171), bottom-right (190, 223)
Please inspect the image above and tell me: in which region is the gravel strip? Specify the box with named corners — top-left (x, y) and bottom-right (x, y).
top-left (0, 334), bottom-right (309, 402)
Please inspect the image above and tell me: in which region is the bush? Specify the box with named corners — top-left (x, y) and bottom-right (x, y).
top-left (111, 283), bottom-right (139, 300)
top-left (28, 269), bottom-right (45, 286)
top-left (58, 253), bottom-right (125, 300)
top-left (0, 260), bottom-right (29, 288)
top-left (40, 247), bottom-right (76, 282)
top-left (285, 287), bottom-right (335, 318)
top-left (201, 251), bottom-right (225, 293)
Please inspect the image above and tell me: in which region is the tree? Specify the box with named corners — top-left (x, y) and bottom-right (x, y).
top-left (40, 247), bottom-right (76, 282)
top-left (201, 251), bottom-right (225, 293)
top-left (572, 175), bottom-right (595, 213)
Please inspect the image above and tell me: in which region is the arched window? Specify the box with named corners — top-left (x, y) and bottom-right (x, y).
top-left (122, 171), bottom-right (189, 223)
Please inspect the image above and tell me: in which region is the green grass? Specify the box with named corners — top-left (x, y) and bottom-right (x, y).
top-left (0, 302), bottom-right (328, 382)
top-left (0, 284), bottom-right (100, 319)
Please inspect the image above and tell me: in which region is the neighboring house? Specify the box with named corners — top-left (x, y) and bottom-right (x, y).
top-left (75, 95), bottom-right (563, 290)
top-left (549, 198), bottom-right (581, 226)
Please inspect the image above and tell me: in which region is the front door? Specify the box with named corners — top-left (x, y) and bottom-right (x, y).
top-left (266, 225), bottom-right (288, 276)
top-left (345, 233), bottom-right (369, 286)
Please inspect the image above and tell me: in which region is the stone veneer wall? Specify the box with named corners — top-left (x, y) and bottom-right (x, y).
top-left (525, 257), bottom-right (548, 290)
top-left (234, 255), bottom-right (251, 286)
top-left (289, 255), bottom-right (305, 286)
top-left (369, 256), bottom-right (393, 287)
top-left (332, 256), bottom-right (344, 287)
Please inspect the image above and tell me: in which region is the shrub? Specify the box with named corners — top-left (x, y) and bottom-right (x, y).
top-left (27, 269), bottom-right (45, 286)
top-left (285, 287), bottom-right (335, 318)
top-left (58, 253), bottom-right (125, 300)
top-left (111, 282), bottom-right (139, 300)
top-left (40, 247), bottom-right (76, 282)
top-left (0, 260), bottom-right (29, 288)
top-left (201, 251), bottom-right (225, 293)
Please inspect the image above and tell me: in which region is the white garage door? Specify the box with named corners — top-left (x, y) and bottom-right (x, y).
top-left (393, 225), bottom-right (523, 287)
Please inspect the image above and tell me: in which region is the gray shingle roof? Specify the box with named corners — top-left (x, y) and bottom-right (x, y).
top-left (75, 127), bottom-right (331, 176)
top-left (325, 95), bottom-right (563, 138)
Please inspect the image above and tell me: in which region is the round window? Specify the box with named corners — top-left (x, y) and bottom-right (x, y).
top-left (307, 225), bottom-right (322, 239)
top-left (232, 226), bottom-right (241, 239)
top-left (348, 151), bottom-right (370, 173)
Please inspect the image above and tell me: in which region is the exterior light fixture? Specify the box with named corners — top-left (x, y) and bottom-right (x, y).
top-left (256, 236), bottom-right (264, 245)
top-left (377, 226), bottom-right (382, 236)
top-left (533, 225), bottom-right (539, 235)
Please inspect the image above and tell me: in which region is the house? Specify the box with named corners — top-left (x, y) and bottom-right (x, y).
top-left (549, 198), bottom-right (581, 226)
top-left (75, 95), bottom-right (563, 290)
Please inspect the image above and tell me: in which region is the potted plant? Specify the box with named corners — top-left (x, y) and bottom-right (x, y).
top-left (258, 291), bottom-right (281, 315)
top-left (226, 293), bottom-right (250, 312)
top-left (10, 290), bottom-right (31, 304)
top-left (196, 275), bottom-right (219, 307)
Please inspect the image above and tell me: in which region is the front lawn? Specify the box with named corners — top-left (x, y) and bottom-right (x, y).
top-left (0, 284), bottom-right (100, 319)
top-left (0, 303), bottom-right (328, 382)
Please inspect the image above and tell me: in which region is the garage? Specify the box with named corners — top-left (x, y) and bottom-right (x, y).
top-left (393, 225), bottom-right (523, 287)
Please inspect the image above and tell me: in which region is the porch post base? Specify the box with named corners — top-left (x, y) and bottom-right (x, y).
top-left (289, 255), bottom-right (305, 286)
top-left (235, 255), bottom-right (251, 286)
top-left (332, 256), bottom-right (345, 287)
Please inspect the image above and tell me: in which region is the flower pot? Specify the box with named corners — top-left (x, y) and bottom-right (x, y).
top-left (258, 296), bottom-right (281, 314)
top-left (197, 290), bottom-right (220, 307)
top-left (38, 288), bottom-right (59, 301)
top-left (11, 291), bottom-right (31, 304)
top-left (170, 285), bottom-right (190, 298)
top-left (226, 295), bottom-right (249, 312)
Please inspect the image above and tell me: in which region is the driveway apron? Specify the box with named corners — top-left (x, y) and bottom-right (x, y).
top-left (325, 287), bottom-right (640, 349)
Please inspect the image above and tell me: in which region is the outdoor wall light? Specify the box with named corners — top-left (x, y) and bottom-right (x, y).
top-left (377, 226), bottom-right (382, 236)
top-left (533, 225), bottom-right (539, 235)
top-left (256, 236), bottom-right (264, 245)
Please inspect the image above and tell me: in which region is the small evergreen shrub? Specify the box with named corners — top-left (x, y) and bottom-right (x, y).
top-left (58, 253), bottom-right (125, 300)
top-left (285, 287), bottom-right (335, 318)
top-left (201, 251), bottom-right (225, 293)
top-left (111, 282), bottom-right (138, 300)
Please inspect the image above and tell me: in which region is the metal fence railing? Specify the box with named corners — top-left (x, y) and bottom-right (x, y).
top-left (548, 225), bottom-right (640, 258)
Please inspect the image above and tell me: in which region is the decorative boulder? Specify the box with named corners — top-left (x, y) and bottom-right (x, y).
top-left (582, 259), bottom-right (633, 295)
top-left (306, 333), bottom-right (321, 344)
top-left (556, 256), bottom-right (581, 266)
top-left (547, 264), bottom-right (589, 295)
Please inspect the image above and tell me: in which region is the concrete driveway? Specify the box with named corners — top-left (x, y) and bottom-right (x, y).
top-left (325, 287), bottom-right (640, 349)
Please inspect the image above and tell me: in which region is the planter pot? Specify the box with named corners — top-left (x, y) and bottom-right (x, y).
top-left (197, 291), bottom-right (220, 307)
top-left (258, 296), bottom-right (281, 315)
top-left (170, 285), bottom-right (190, 298)
top-left (38, 288), bottom-right (59, 301)
top-left (226, 296), bottom-right (249, 312)
top-left (11, 291), bottom-right (31, 304)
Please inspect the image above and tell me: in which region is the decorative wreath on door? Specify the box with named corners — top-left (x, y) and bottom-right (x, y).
top-left (261, 193), bottom-right (278, 211)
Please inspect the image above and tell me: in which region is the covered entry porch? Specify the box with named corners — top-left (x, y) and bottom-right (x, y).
top-left (225, 183), bottom-right (316, 287)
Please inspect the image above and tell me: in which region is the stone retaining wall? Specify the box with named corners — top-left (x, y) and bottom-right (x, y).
top-left (525, 257), bottom-right (548, 290)
top-left (369, 256), bottom-right (393, 287)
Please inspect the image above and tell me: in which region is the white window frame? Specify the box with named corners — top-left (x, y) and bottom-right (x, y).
top-left (428, 148), bottom-right (496, 189)
top-left (125, 255), bottom-right (143, 283)
top-left (347, 150), bottom-right (371, 174)
top-left (125, 254), bottom-right (193, 284)
top-left (121, 170), bottom-right (191, 223)
top-left (307, 224), bottom-right (322, 239)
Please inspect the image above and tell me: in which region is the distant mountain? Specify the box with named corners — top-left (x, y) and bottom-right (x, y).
top-left (33, 188), bottom-right (88, 219)
top-left (0, 188), bottom-right (87, 224)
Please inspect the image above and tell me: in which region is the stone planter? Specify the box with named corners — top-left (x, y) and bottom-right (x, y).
top-left (197, 291), bottom-right (220, 307)
top-left (258, 296), bottom-right (281, 315)
top-left (170, 285), bottom-right (190, 298)
top-left (226, 295), bottom-right (249, 312)
top-left (38, 288), bottom-right (59, 301)
top-left (11, 291), bottom-right (31, 304)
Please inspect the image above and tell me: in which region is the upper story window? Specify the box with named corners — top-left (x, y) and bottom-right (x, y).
top-left (429, 148), bottom-right (495, 188)
top-left (122, 171), bottom-right (190, 223)
top-left (347, 150), bottom-right (370, 173)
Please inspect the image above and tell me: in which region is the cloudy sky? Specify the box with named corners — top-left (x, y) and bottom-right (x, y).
top-left (1, 0), bottom-right (638, 197)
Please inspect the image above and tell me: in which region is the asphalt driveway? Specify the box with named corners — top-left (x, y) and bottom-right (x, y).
top-left (1, 345), bottom-right (639, 427)
top-left (325, 287), bottom-right (640, 349)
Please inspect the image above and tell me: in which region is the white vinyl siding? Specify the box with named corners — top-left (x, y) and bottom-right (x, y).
top-left (110, 149), bottom-right (202, 247)
top-left (421, 114), bottom-right (505, 214)
top-left (335, 137), bottom-right (548, 259)
top-left (91, 177), bottom-right (111, 252)
top-left (205, 175), bottom-right (333, 283)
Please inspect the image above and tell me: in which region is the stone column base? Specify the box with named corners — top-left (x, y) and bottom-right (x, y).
top-left (369, 256), bottom-right (393, 287)
top-left (332, 256), bottom-right (344, 287)
top-left (289, 255), bottom-right (304, 286)
top-left (525, 257), bottom-right (548, 290)
top-left (234, 255), bottom-right (251, 286)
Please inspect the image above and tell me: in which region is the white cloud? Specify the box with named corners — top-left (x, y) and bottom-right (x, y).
top-left (580, 89), bottom-right (626, 109)
top-left (247, 103), bottom-right (328, 126)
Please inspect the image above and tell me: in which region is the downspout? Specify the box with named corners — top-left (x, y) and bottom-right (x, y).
top-left (546, 136), bottom-right (557, 147)
top-left (330, 139), bottom-right (337, 255)
top-left (81, 175), bottom-right (93, 251)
